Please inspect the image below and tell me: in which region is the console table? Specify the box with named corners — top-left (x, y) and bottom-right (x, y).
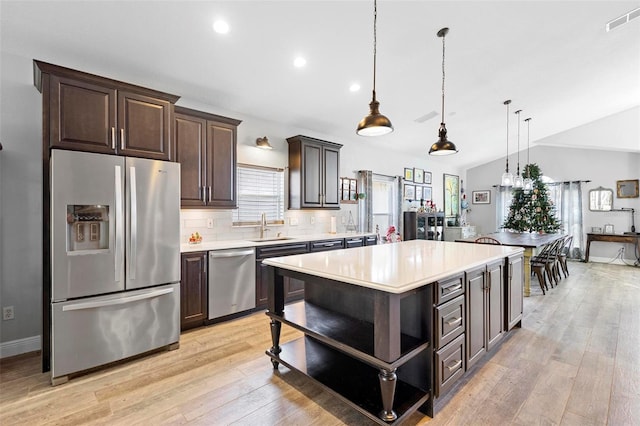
top-left (585, 233), bottom-right (640, 263)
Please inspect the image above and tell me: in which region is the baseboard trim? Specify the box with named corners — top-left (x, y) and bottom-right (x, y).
top-left (588, 256), bottom-right (636, 266)
top-left (0, 335), bottom-right (41, 359)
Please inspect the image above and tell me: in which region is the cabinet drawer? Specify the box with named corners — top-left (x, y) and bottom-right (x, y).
top-left (435, 295), bottom-right (465, 349)
top-left (345, 237), bottom-right (364, 248)
top-left (256, 243), bottom-right (309, 260)
top-left (365, 235), bottom-right (378, 245)
top-left (435, 333), bottom-right (465, 398)
top-left (435, 274), bottom-right (464, 305)
top-left (310, 239), bottom-right (345, 252)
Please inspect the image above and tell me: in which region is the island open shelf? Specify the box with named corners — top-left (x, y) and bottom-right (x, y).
top-left (266, 336), bottom-right (431, 426)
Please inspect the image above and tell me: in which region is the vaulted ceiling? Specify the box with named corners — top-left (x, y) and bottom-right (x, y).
top-left (2, 1), bottom-right (639, 168)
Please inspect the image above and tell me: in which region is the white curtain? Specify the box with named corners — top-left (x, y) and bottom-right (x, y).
top-left (495, 186), bottom-right (513, 230)
top-left (548, 181), bottom-right (584, 259)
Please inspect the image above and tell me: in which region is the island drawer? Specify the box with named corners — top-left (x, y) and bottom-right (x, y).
top-left (435, 294), bottom-right (465, 349)
top-left (435, 333), bottom-right (465, 398)
top-left (435, 274), bottom-right (464, 305)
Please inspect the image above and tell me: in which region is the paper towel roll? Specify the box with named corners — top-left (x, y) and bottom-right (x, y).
top-left (330, 216), bottom-right (337, 234)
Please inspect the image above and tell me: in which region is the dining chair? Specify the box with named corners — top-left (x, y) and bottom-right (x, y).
top-left (558, 235), bottom-right (573, 278)
top-left (474, 236), bottom-right (502, 245)
top-left (533, 238), bottom-right (564, 288)
top-left (530, 242), bottom-right (551, 294)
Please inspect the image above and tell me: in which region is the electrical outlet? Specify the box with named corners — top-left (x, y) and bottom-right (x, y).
top-left (3, 306), bottom-right (14, 321)
top-left (310, 216), bottom-right (315, 225)
top-left (289, 217), bottom-right (299, 226)
top-left (206, 218), bottom-right (213, 229)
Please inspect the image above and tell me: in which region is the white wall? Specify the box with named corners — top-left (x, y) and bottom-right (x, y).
top-left (0, 50), bottom-right (463, 354)
top-left (465, 113), bottom-right (640, 263)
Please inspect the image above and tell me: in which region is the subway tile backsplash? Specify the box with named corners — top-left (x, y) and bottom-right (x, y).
top-left (180, 205), bottom-right (359, 244)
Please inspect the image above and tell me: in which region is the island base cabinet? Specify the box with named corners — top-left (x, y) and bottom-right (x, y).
top-left (434, 333), bottom-right (465, 398)
top-left (265, 267), bottom-right (433, 425)
top-left (505, 254), bottom-right (524, 330)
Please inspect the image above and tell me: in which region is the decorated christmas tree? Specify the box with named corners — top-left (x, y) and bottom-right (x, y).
top-left (503, 163), bottom-right (561, 233)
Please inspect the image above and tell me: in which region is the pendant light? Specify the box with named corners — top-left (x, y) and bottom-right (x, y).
top-left (500, 100), bottom-right (513, 187)
top-left (523, 117), bottom-right (533, 191)
top-left (429, 27), bottom-right (459, 155)
top-left (513, 109), bottom-right (523, 188)
top-left (357, 0), bottom-right (393, 136)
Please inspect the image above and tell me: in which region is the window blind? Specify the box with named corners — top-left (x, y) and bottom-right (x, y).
top-left (233, 165), bottom-right (285, 225)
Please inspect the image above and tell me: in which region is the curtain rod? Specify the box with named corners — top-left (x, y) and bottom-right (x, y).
top-left (492, 179), bottom-right (591, 188)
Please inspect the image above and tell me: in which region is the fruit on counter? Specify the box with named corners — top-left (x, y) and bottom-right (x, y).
top-left (189, 232), bottom-right (202, 243)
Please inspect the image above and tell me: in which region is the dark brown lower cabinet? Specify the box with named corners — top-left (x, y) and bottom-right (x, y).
top-left (465, 261), bottom-right (504, 370)
top-left (180, 252), bottom-right (207, 330)
top-left (255, 243), bottom-right (309, 308)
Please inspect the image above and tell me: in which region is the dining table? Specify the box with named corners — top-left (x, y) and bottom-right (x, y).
top-left (456, 232), bottom-right (566, 297)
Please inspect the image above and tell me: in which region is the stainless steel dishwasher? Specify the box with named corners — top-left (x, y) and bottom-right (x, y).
top-left (208, 248), bottom-right (256, 319)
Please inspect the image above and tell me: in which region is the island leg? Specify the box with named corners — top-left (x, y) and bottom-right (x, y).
top-left (266, 265), bottom-right (285, 369)
top-left (378, 368), bottom-right (398, 422)
top-left (269, 319), bottom-right (282, 369)
top-left (523, 247), bottom-right (532, 297)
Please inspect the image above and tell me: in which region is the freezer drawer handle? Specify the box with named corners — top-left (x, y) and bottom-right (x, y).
top-left (62, 287), bottom-right (174, 311)
top-left (209, 249), bottom-right (254, 259)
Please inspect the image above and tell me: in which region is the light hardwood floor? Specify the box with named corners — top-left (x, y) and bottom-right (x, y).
top-left (1, 261), bottom-right (639, 425)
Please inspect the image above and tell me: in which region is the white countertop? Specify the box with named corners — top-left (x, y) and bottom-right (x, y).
top-left (263, 240), bottom-right (523, 294)
top-left (180, 232), bottom-right (375, 253)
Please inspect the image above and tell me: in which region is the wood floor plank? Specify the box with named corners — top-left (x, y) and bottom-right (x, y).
top-left (1, 262), bottom-right (638, 426)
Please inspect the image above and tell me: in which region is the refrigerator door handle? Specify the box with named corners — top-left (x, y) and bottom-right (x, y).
top-left (61, 287), bottom-right (174, 311)
top-left (130, 166), bottom-right (137, 279)
top-left (115, 165), bottom-right (124, 282)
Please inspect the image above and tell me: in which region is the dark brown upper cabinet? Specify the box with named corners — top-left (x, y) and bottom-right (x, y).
top-left (287, 135), bottom-right (342, 209)
top-left (34, 60), bottom-right (179, 161)
top-left (174, 106), bottom-right (241, 208)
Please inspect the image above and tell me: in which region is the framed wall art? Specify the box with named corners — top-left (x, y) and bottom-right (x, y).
top-left (404, 168), bottom-right (414, 182)
top-left (443, 174), bottom-right (460, 217)
top-left (404, 184), bottom-right (415, 200)
top-left (414, 168), bottom-right (424, 184)
top-left (415, 186), bottom-right (423, 201)
top-left (424, 171), bottom-right (432, 185)
top-left (472, 190), bottom-right (491, 204)
top-left (423, 186), bottom-right (432, 201)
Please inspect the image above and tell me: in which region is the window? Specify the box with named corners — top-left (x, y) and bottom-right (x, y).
top-left (233, 164), bottom-right (285, 225)
top-left (372, 174), bottom-right (399, 233)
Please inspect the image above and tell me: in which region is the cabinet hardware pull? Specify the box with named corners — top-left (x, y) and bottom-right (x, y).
top-left (446, 317), bottom-right (462, 326)
top-left (446, 359), bottom-right (462, 371)
top-left (208, 186), bottom-right (212, 202)
top-left (120, 128), bottom-right (125, 150)
top-left (201, 186), bottom-right (205, 202)
top-left (111, 127), bottom-right (116, 150)
top-left (443, 284), bottom-right (462, 293)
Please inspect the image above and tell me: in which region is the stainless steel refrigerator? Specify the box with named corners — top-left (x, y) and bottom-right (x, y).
top-left (49, 149), bottom-right (180, 383)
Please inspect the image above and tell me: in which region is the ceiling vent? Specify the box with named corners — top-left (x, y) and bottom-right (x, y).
top-left (606, 7), bottom-right (640, 32)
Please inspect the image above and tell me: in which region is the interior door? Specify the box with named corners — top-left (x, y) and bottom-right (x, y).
top-left (125, 157), bottom-right (180, 290)
top-left (50, 150), bottom-right (125, 300)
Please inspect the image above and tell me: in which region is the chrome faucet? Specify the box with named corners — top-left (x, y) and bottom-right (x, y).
top-left (260, 212), bottom-right (269, 239)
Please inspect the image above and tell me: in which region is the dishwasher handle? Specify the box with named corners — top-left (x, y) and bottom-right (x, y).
top-left (209, 249), bottom-right (255, 259)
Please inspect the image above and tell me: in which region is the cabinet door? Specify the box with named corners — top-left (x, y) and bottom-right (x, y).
top-left (49, 75), bottom-right (117, 153)
top-left (284, 278), bottom-right (305, 302)
top-left (175, 113), bottom-right (207, 207)
top-left (486, 261), bottom-right (504, 351)
top-left (180, 252), bottom-right (207, 330)
top-left (322, 145), bottom-right (340, 207)
top-left (466, 267), bottom-right (485, 369)
top-left (506, 255), bottom-right (524, 330)
top-left (118, 90), bottom-right (172, 160)
top-left (301, 142), bottom-right (322, 207)
top-left (206, 122), bottom-right (237, 208)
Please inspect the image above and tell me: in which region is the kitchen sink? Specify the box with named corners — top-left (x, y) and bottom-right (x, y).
top-left (248, 236), bottom-right (295, 242)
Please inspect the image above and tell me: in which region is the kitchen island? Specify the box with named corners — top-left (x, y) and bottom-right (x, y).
top-left (263, 240), bottom-right (524, 424)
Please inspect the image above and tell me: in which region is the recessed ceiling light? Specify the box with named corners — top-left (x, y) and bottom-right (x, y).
top-left (213, 20), bottom-right (230, 34)
top-left (293, 57), bottom-right (306, 68)
top-left (349, 83), bottom-right (361, 92)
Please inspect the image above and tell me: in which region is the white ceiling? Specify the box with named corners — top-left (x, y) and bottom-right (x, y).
top-left (2, 1), bottom-right (639, 169)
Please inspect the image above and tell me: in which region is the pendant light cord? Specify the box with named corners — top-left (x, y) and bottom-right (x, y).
top-left (441, 30), bottom-right (446, 124)
top-left (504, 100), bottom-right (510, 173)
top-left (372, 0), bottom-right (377, 100)
top-left (525, 117), bottom-right (531, 178)
top-left (515, 110), bottom-right (521, 175)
